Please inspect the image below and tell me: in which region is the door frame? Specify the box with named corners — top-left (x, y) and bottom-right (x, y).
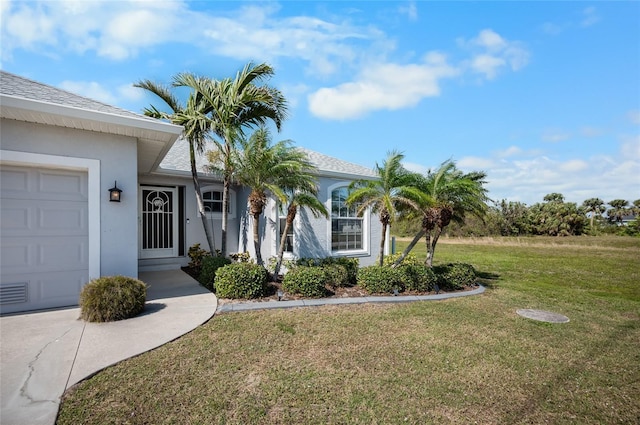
top-left (139, 185), bottom-right (179, 259)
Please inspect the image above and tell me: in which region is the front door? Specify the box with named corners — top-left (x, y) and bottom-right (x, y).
top-left (139, 186), bottom-right (178, 259)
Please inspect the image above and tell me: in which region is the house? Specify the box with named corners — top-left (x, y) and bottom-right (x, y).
top-left (0, 71), bottom-right (385, 314)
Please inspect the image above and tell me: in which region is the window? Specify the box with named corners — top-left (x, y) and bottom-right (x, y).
top-left (202, 190), bottom-right (223, 213)
top-left (331, 187), bottom-right (363, 251)
top-left (279, 217), bottom-right (294, 253)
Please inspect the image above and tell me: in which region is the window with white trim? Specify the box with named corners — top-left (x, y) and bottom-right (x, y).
top-left (331, 187), bottom-right (363, 252)
top-left (202, 190), bottom-right (223, 213)
top-left (279, 216), bottom-right (294, 253)
top-left (200, 187), bottom-right (235, 218)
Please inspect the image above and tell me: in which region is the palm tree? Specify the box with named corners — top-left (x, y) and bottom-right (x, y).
top-left (173, 63), bottom-right (288, 257)
top-left (273, 191), bottom-right (329, 278)
top-left (608, 199), bottom-right (630, 225)
top-left (345, 151), bottom-right (424, 266)
top-left (232, 128), bottom-right (317, 266)
top-left (393, 160), bottom-right (489, 267)
top-left (134, 79), bottom-right (217, 253)
top-left (582, 197), bottom-right (606, 229)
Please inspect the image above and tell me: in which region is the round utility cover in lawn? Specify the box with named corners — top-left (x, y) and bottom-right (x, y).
top-left (516, 309), bottom-right (570, 323)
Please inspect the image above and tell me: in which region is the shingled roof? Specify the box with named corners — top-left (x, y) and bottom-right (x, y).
top-left (159, 138), bottom-right (377, 179)
top-left (1, 70), bottom-right (182, 174)
top-left (0, 70), bottom-right (155, 121)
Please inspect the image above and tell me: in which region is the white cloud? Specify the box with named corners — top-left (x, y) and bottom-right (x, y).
top-left (460, 29), bottom-right (530, 80)
top-left (457, 156), bottom-right (496, 170)
top-left (541, 22), bottom-right (564, 36)
top-left (398, 1), bottom-right (418, 21)
top-left (58, 80), bottom-right (117, 104)
top-left (403, 162), bottom-right (430, 175)
top-left (581, 6), bottom-right (600, 28)
top-left (308, 52), bottom-right (459, 120)
top-left (497, 146), bottom-right (523, 158)
top-left (470, 54), bottom-right (505, 80)
top-left (542, 129), bottom-right (572, 143)
top-left (627, 110), bottom-right (640, 125)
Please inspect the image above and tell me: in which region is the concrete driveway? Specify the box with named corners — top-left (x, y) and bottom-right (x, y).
top-left (0, 270), bottom-right (217, 425)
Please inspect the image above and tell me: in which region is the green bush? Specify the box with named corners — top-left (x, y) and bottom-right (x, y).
top-left (399, 264), bottom-right (438, 292)
top-left (324, 264), bottom-right (350, 288)
top-left (357, 266), bottom-right (405, 294)
top-left (296, 257), bottom-right (359, 286)
top-left (382, 253), bottom-right (422, 267)
top-left (187, 243), bottom-right (210, 271)
top-left (282, 266), bottom-right (327, 298)
top-left (79, 275), bottom-right (147, 322)
top-left (433, 263), bottom-right (477, 290)
top-left (198, 256), bottom-right (232, 291)
top-left (214, 263), bottom-right (267, 299)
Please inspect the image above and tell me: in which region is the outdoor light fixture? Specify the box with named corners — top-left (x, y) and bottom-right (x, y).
top-left (277, 289), bottom-right (284, 301)
top-left (434, 284), bottom-right (440, 295)
top-left (392, 288), bottom-right (399, 296)
top-left (108, 181), bottom-right (122, 202)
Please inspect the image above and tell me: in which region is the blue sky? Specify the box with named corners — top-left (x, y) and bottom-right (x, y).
top-left (2, 0), bottom-right (639, 206)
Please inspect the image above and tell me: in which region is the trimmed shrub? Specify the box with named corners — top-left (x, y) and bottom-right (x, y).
top-left (282, 266), bottom-right (327, 298)
top-left (79, 275), bottom-right (147, 322)
top-left (399, 264), bottom-right (438, 292)
top-left (198, 256), bottom-right (232, 291)
top-left (382, 253), bottom-right (422, 267)
top-left (357, 266), bottom-right (405, 294)
top-left (324, 264), bottom-right (350, 288)
top-left (296, 257), bottom-right (359, 286)
top-left (214, 263), bottom-right (267, 299)
top-left (433, 263), bottom-right (477, 290)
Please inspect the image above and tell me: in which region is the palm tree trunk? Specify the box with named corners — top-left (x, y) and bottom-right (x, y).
top-left (391, 229), bottom-right (425, 268)
top-left (378, 222), bottom-right (387, 266)
top-left (424, 231), bottom-right (432, 267)
top-left (274, 215), bottom-right (294, 278)
top-left (426, 227), bottom-right (442, 268)
top-left (220, 142), bottom-right (232, 257)
top-left (252, 212), bottom-right (262, 266)
top-left (190, 141), bottom-right (216, 253)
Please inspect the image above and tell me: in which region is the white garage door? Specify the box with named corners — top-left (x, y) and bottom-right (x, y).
top-left (1, 165), bottom-right (89, 314)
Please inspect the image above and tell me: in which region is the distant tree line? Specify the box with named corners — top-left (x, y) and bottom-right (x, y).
top-left (393, 194), bottom-right (640, 238)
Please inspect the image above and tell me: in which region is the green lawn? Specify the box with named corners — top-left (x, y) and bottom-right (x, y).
top-left (58, 236), bottom-right (640, 424)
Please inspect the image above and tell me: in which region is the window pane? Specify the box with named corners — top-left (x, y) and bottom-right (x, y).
top-left (331, 187), bottom-right (363, 251)
top-left (279, 217), bottom-right (293, 253)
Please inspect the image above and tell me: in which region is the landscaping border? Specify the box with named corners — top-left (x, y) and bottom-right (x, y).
top-left (216, 284), bottom-right (485, 312)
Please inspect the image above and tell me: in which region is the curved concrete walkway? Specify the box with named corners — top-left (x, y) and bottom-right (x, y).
top-left (0, 270), bottom-right (216, 425)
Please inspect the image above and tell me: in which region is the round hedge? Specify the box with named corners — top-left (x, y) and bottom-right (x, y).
top-left (399, 264), bottom-right (438, 292)
top-left (433, 263), bottom-right (477, 290)
top-left (214, 263), bottom-right (267, 299)
top-left (323, 264), bottom-right (350, 288)
top-left (198, 255), bottom-right (232, 291)
top-left (79, 275), bottom-right (147, 322)
top-left (357, 266), bottom-right (405, 294)
top-left (282, 266), bottom-right (327, 298)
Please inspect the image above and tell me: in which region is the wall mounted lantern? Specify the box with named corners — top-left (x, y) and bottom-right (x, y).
top-left (108, 181), bottom-right (122, 202)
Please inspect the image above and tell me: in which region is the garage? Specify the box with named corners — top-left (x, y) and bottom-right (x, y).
top-left (0, 165), bottom-right (89, 314)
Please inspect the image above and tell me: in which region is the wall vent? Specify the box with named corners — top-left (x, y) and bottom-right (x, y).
top-left (0, 283), bottom-right (28, 305)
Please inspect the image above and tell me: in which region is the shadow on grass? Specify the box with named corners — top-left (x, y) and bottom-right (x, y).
top-left (476, 270), bottom-right (500, 288)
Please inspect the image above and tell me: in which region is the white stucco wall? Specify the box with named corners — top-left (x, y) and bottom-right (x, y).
top-left (236, 175), bottom-right (384, 267)
top-left (1, 119), bottom-right (139, 278)
top-left (138, 173), bottom-right (240, 265)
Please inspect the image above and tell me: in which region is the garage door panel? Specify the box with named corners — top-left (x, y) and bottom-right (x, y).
top-left (0, 271), bottom-right (86, 314)
top-left (1, 200), bottom-right (87, 237)
top-left (1, 237), bottom-right (86, 273)
top-left (1, 165), bottom-right (89, 313)
top-left (39, 171), bottom-right (87, 201)
top-left (0, 167), bottom-right (87, 202)
top-left (39, 203), bottom-right (88, 233)
top-left (38, 238), bottom-right (87, 271)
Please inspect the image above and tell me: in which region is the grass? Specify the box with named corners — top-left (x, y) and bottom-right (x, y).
top-left (58, 236), bottom-right (640, 424)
